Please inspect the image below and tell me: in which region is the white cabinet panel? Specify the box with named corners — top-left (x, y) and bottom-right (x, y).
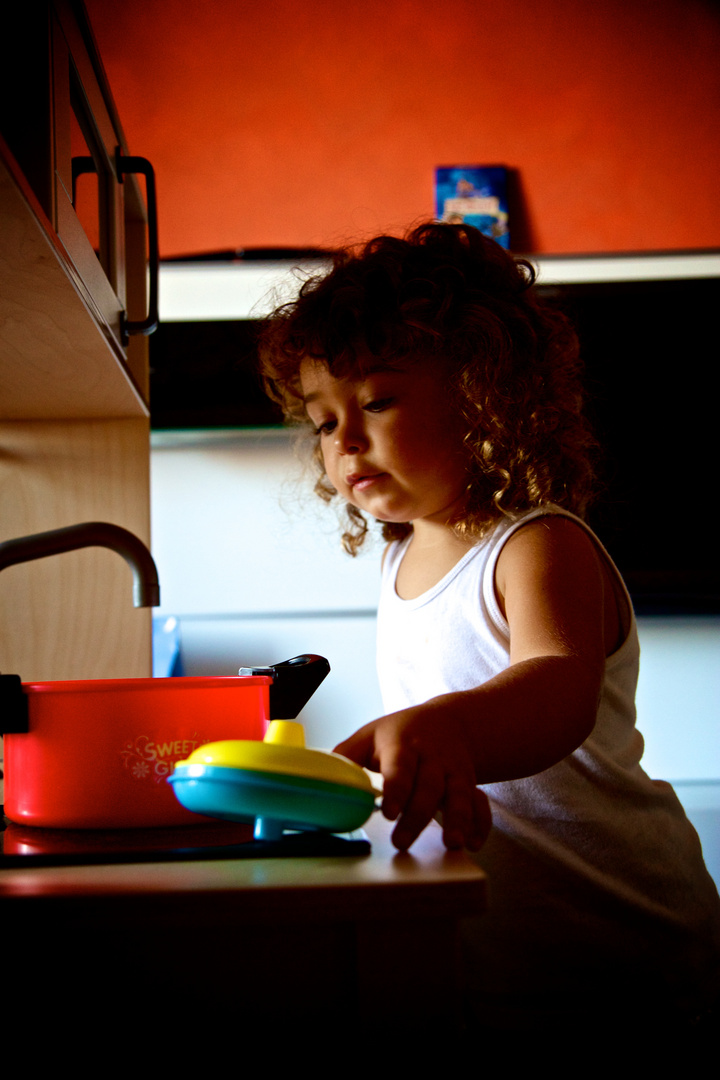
top-left (151, 431), bottom-right (383, 616)
top-left (174, 613), bottom-right (382, 751)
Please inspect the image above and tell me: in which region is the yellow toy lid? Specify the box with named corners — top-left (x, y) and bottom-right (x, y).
top-left (178, 720), bottom-right (379, 795)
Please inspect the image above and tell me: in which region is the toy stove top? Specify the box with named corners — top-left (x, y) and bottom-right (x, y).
top-left (0, 812), bottom-right (369, 868)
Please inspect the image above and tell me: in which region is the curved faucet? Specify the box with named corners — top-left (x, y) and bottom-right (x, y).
top-left (0, 522), bottom-right (160, 607)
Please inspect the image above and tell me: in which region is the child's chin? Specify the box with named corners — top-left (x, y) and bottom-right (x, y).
top-left (373, 514), bottom-right (410, 526)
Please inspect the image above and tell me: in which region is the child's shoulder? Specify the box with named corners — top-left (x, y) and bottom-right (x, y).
top-left (498, 511), bottom-right (597, 572)
top-left (496, 512), bottom-right (630, 658)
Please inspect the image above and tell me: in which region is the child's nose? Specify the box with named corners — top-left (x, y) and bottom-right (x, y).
top-left (334, 416), bottom-right (368, 454)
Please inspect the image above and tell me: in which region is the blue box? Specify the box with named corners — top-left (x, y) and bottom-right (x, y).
top-left (435, 165), bottom-right (510, 248)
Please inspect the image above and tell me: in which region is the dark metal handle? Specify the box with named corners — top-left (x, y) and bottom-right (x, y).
top-left (0, 674), bottom-right (29, 735)
top-left (71, 156), bottom-right (96, 206)
top-left (239, 654), bottom-right (331, 719)
top-left (116, 151), bottom-right (159, 338)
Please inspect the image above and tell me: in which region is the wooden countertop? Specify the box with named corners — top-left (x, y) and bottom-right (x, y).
top-left (0, 814), bottom-right (485, 919)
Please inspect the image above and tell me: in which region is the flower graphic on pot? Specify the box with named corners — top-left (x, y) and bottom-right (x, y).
top-left (121, 735), bottom-right (204, 783)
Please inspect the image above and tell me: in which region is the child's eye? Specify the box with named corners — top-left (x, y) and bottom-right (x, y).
top-left (313, 418), bottom-right (336, 436)
top-left (363, 397), bottom-right (393, 414)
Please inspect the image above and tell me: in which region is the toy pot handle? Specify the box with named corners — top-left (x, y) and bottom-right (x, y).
top-left (238, 654), bottom-right (330, 719)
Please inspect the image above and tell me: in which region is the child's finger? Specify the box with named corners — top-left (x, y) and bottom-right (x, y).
top-left (377, 741), bottom-right (421, 824)
top-left (333, 722), bottom-right (379, 770)
top-left (442, 784), bottom-right (492, 851)
top-left (467, 787), bottom-right (492, 851)
top-left (439, 772), bottom-right (476, 850)
top-left (388, 758), bottom-right (446, 850)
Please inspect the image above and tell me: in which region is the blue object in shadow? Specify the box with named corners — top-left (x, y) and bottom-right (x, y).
top-left (152, 616), bottom-right (184, 677)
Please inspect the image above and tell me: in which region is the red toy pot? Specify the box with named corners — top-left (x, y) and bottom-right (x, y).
top-left (1, 655), bottom-right (329, 829)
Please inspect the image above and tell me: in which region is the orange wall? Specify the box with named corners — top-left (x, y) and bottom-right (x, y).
top-left (86, 0), bottom-right (720, 257)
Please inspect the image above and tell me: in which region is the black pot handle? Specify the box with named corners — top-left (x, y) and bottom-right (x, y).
top-left (239, 654), bottom-right (330, 719)
top-left (0, 675), bottom-right (29, 734)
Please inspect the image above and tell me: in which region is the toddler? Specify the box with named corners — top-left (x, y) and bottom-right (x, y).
top-left (260, 223), bottom-right (719, 1040)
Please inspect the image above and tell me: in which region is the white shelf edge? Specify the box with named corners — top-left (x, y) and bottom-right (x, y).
top-left (530, 251), bottom-right (720, 284)
top-left (159, 259), bottom-right (330, 321)
top-left (159, 251), bottom-right (720, 321)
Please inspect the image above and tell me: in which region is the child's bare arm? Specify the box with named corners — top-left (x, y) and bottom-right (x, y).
top-left (335, 517), bottom-right (613, 851)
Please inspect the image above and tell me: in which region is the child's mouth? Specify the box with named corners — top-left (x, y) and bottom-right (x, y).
top-left (347, 472), bottom-right (385, 492)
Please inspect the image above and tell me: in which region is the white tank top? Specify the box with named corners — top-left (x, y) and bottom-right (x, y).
top-left (377, 507), bottom-right (720, 1016)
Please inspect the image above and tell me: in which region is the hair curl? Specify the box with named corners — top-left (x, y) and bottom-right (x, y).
top-left (258, 222), bottom-right (597, 555)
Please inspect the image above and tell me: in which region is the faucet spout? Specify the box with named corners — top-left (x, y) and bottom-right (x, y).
top-left (0, 522), bottom-right (160, 607)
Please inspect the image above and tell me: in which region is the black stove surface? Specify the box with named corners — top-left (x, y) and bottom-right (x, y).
top-left (0, 810), bottom-right (370, 868)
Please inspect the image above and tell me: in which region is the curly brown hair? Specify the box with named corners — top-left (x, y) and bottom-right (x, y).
top-left (258, 222), bottom-right (597, 555)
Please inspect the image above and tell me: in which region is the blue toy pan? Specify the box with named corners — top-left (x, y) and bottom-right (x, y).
top-left (169, 762), bottom-right (376, 841)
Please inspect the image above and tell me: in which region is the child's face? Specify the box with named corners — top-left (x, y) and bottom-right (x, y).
top-left (300, 355), bottom-right (468, 528)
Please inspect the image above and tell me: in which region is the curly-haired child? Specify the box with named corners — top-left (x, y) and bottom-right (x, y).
top-left (259, 222), bottom-right (719, 1042)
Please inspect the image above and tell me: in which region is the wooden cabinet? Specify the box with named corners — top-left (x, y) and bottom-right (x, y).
top-left (0, 1), bottom-right (155, 682)
top-left (0, 816), bottom-right (487, 1041)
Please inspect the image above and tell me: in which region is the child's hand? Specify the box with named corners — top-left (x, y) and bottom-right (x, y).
top-left (334, 705), bottom-right (491, 852)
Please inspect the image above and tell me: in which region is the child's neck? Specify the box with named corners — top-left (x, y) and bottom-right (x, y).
top-left (395, 520), bottom-right (476, 600)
